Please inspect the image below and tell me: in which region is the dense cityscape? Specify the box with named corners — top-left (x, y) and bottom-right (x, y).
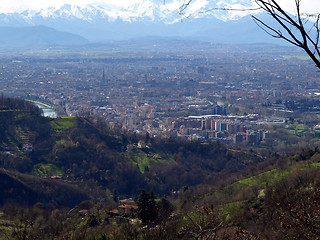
top-left (2, 0), bottom-right (320, 238)
top-left (1, 42), bottom-right (320, 146)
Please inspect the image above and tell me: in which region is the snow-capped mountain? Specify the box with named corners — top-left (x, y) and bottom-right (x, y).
top-left (0, 0), bottom-right (283, 45)
top-left (0, 0), bottom-right (257, 22)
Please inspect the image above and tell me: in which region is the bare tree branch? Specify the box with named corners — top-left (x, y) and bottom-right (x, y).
top-left (178, 0), bottom-right (320, 70)
top-left (252, 0), bottom-right (320, 69)
top-left (252, 15), bottom-right (301, 47)
top-left (179, 0), bottom-right (193, 15)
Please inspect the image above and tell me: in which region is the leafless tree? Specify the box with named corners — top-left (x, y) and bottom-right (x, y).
top-left (252, 0), bottom-right (320, 69)
top-left (179, 0), bottom-right (320, 69)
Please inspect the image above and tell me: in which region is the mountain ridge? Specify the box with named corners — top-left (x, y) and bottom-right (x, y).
top-left (0, 1), bottom-right (256, 22)
top-left (0, 25), bottom-right (88, 47)
top-left (0, 1), bottom-right (282, 44)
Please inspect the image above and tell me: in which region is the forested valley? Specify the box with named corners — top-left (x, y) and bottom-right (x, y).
top-left (0, 96), bottom-right (320, 239)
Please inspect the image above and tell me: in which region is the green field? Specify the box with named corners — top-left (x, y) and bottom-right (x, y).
top-left (283, 55), bottom-right (311, 60)
top-left (33, 163), bottom-right (64, 176)
top-left (50, 117), bottom-right (77, 130)
top-left (232, 168), bottom-right (291, 187)
top-left (126, 148), bottom-right (166, 173)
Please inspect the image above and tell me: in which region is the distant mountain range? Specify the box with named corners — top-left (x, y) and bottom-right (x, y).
top-left (0, 25), bottom-right (88, 47)
top-left (0, 1), bottom-right (290, 46)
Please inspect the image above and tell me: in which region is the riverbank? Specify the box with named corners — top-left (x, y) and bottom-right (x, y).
top-left (26, 100), bottom-right (57, 118)
top-left (35, 103), bottom-right (57, 118)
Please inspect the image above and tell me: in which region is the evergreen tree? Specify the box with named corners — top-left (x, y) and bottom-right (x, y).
top-left (137, 190), bottom-right (157, 225)
top-left (158, 195), bottom-right (174, 223)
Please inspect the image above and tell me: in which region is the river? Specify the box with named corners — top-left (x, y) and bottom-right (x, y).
top-left (35, 103), bottom-right (57, 118)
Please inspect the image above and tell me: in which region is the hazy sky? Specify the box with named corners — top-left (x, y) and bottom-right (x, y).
top-left (0, 0), bottom-right (319, 15)
top-left (274, 0), bottom-right (320, 14)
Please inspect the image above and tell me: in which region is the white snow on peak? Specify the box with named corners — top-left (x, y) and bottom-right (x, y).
top-left (212, 0), bottom-right (258, 21)
top-left (0, 0), bottom-right (258, 23)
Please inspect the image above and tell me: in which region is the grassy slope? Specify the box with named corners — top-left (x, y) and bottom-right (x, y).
top-left (50, 117), bottom-right (77, 131)
top-left (33, 163), bottom-right (64, 176)
top-left (0, 106), bottom-right (273, 206)
top-left (211, 157), bottom-right (320, 222)
top-left (0, 115), bottom-right (91, 207)
top-left (125, 148), bottom-right (170, 173)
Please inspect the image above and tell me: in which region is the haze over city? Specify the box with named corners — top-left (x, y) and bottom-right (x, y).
top-left (1, 0), bottom-right (320, 239)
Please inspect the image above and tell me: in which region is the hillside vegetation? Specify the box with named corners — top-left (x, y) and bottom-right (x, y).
top-left (0, 96), bottom-right (262, 201)
top-left (1, 97), bottom-right (320, 239)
